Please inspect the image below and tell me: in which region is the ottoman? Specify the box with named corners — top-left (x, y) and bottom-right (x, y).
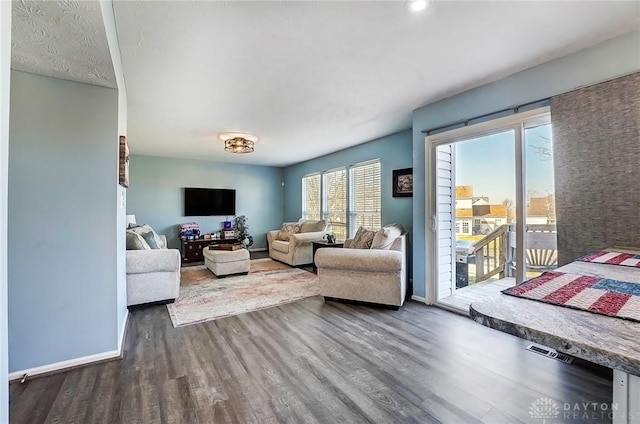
top-left (202, 247), bottom-right (250, 277)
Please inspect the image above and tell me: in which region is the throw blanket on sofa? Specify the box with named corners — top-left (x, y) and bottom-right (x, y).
top-left (502, 271), bottom-right (640, 322)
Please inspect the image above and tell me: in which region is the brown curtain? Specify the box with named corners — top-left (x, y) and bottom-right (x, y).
top-left (551, 72), bottom-right (640, 265)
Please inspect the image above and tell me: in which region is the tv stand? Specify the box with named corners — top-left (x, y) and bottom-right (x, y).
top-left (181, 237), bottom-right (238, 265)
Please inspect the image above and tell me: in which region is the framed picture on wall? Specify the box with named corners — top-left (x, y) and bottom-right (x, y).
top-left (119, 135), bottom-right (129, 188)
top-left (393, 168), bottom-right (413, 197)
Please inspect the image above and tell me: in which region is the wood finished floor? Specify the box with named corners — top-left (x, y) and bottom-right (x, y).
top-left (9, 297), bottom-right (612, 424)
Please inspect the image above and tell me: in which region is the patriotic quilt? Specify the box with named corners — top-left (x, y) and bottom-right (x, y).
top-left (578, 251), bottom-right (640, 268)
top-left (502, 271), bottom-right (640, 322)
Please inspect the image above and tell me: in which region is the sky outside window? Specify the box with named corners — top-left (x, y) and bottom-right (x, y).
top-left (454, 125), bottom-right (554, 204)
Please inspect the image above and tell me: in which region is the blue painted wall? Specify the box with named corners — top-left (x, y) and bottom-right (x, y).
top-left (8, 71), bottom-right (120, 371)
top-left (127, 155), bottom-right (284, 250)
top-left (411, 31), bottom-right (640, 299)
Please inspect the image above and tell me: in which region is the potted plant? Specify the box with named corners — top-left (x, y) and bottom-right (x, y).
top-left (233, 215), bottom-right (254, 248)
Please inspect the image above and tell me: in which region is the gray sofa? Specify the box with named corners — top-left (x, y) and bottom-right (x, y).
top-left (126, 235), bottom-right (181, 307)
top-left (315, 229), bottom-right (407, 308)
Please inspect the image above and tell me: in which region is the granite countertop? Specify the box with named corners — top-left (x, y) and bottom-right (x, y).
top-left (470, 259), bottom-right (640, 376)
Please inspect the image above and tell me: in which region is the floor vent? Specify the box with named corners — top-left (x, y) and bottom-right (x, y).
top-left (525, 344), bottom-right (574, 364)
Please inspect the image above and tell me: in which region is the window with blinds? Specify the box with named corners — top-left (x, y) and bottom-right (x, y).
top-left (300, 159), bottom-right (381, 242)
top-left (322, 168), bottom-right (347, 240)
top-left (349, 160), bottom-right (381, 237)
top-left (302, 173), bottom-right (321, 220)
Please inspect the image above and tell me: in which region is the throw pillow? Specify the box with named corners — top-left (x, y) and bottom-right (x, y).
top-left (277, 222), bottom-right (301, 241)
top-left (126, 230), bottom-right (151, 250)
top-left (130, 224), bottom-right (165, 249)
top-left (349, 226), bottom-right (376, 249)
top-left (140, 230), bottom-right (160, 249)
top-left (147, 225), bottom-right (166, 249)
top-left (371, 223), bottom-right (404, 250)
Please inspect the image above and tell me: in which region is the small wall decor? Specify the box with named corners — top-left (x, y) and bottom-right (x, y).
top-left (119, 135), bottom-right (129, 188)
top-left (392, 167), bottom-right (413, 197)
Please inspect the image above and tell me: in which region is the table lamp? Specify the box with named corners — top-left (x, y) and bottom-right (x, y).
top-left (126, 214), bottom-right (137, 227)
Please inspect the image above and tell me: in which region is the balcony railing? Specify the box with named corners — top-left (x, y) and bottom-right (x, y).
top-left (470, 225), bottom-right (508, 283)
top-left (468, 224), bottom-right (557, 284)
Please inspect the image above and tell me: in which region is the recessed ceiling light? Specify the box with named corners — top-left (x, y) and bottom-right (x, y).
top-left (409, 0), bottom-right (428, 12)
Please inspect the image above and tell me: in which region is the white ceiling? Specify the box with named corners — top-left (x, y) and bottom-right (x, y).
top-left (11, 1), bottom-right (640, 167)
top-left (11, 0), bottom-right (116, 89)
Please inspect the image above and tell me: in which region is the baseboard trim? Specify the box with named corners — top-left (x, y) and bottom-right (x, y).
top-left (9, 311), bottom-right (130, 382)
top-left (118, 310), bottom-right (129, 353)
top-left (411, 295), bottom-right (427, 303)
top-left (249, 247), bottom-right (267, 252)
top-left (9, 349), bottom-right (121, 382)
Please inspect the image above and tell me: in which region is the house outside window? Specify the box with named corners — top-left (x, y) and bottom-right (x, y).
top-left (462, 221), bottom-right (470, 234)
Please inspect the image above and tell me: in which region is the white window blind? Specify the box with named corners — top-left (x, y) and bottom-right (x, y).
top-left (349, 160), bottom-right (381, 237)
top-left (301, 159), bottom-right (382, 242)
top-left (302, 173), bottom-right (321, 220)
top-left (322, 168), bottom-right (347, 240)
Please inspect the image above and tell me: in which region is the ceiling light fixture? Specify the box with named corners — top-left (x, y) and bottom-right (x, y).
top-left (218, 133), bottom-right (258, 154)
top-left (408, 0), bottom-right (428, 12)
top-left (225, 137), bottom-right (254, 154)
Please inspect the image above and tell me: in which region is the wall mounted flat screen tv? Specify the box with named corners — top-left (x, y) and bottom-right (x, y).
top-left (184, 188), bottom-right (236, 216)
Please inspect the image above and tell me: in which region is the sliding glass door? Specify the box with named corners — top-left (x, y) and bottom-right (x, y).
top-left (427, 108), bottom-right (556, 310)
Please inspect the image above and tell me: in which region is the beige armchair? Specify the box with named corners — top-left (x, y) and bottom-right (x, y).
top-left (267, 219), bottom-right (328, 266)
top-left (315, 226), bottom-right (407, 309)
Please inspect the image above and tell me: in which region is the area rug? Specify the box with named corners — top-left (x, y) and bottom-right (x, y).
top-left (167, 258), bottom-right (319, 327)
top-left (577, 251), bottom-right (640, 268)
top-left (502, 271), bottom-right (640, 322)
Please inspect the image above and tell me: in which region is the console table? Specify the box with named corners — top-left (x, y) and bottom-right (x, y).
top-left (181, 237), bottom-right (238, 264)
